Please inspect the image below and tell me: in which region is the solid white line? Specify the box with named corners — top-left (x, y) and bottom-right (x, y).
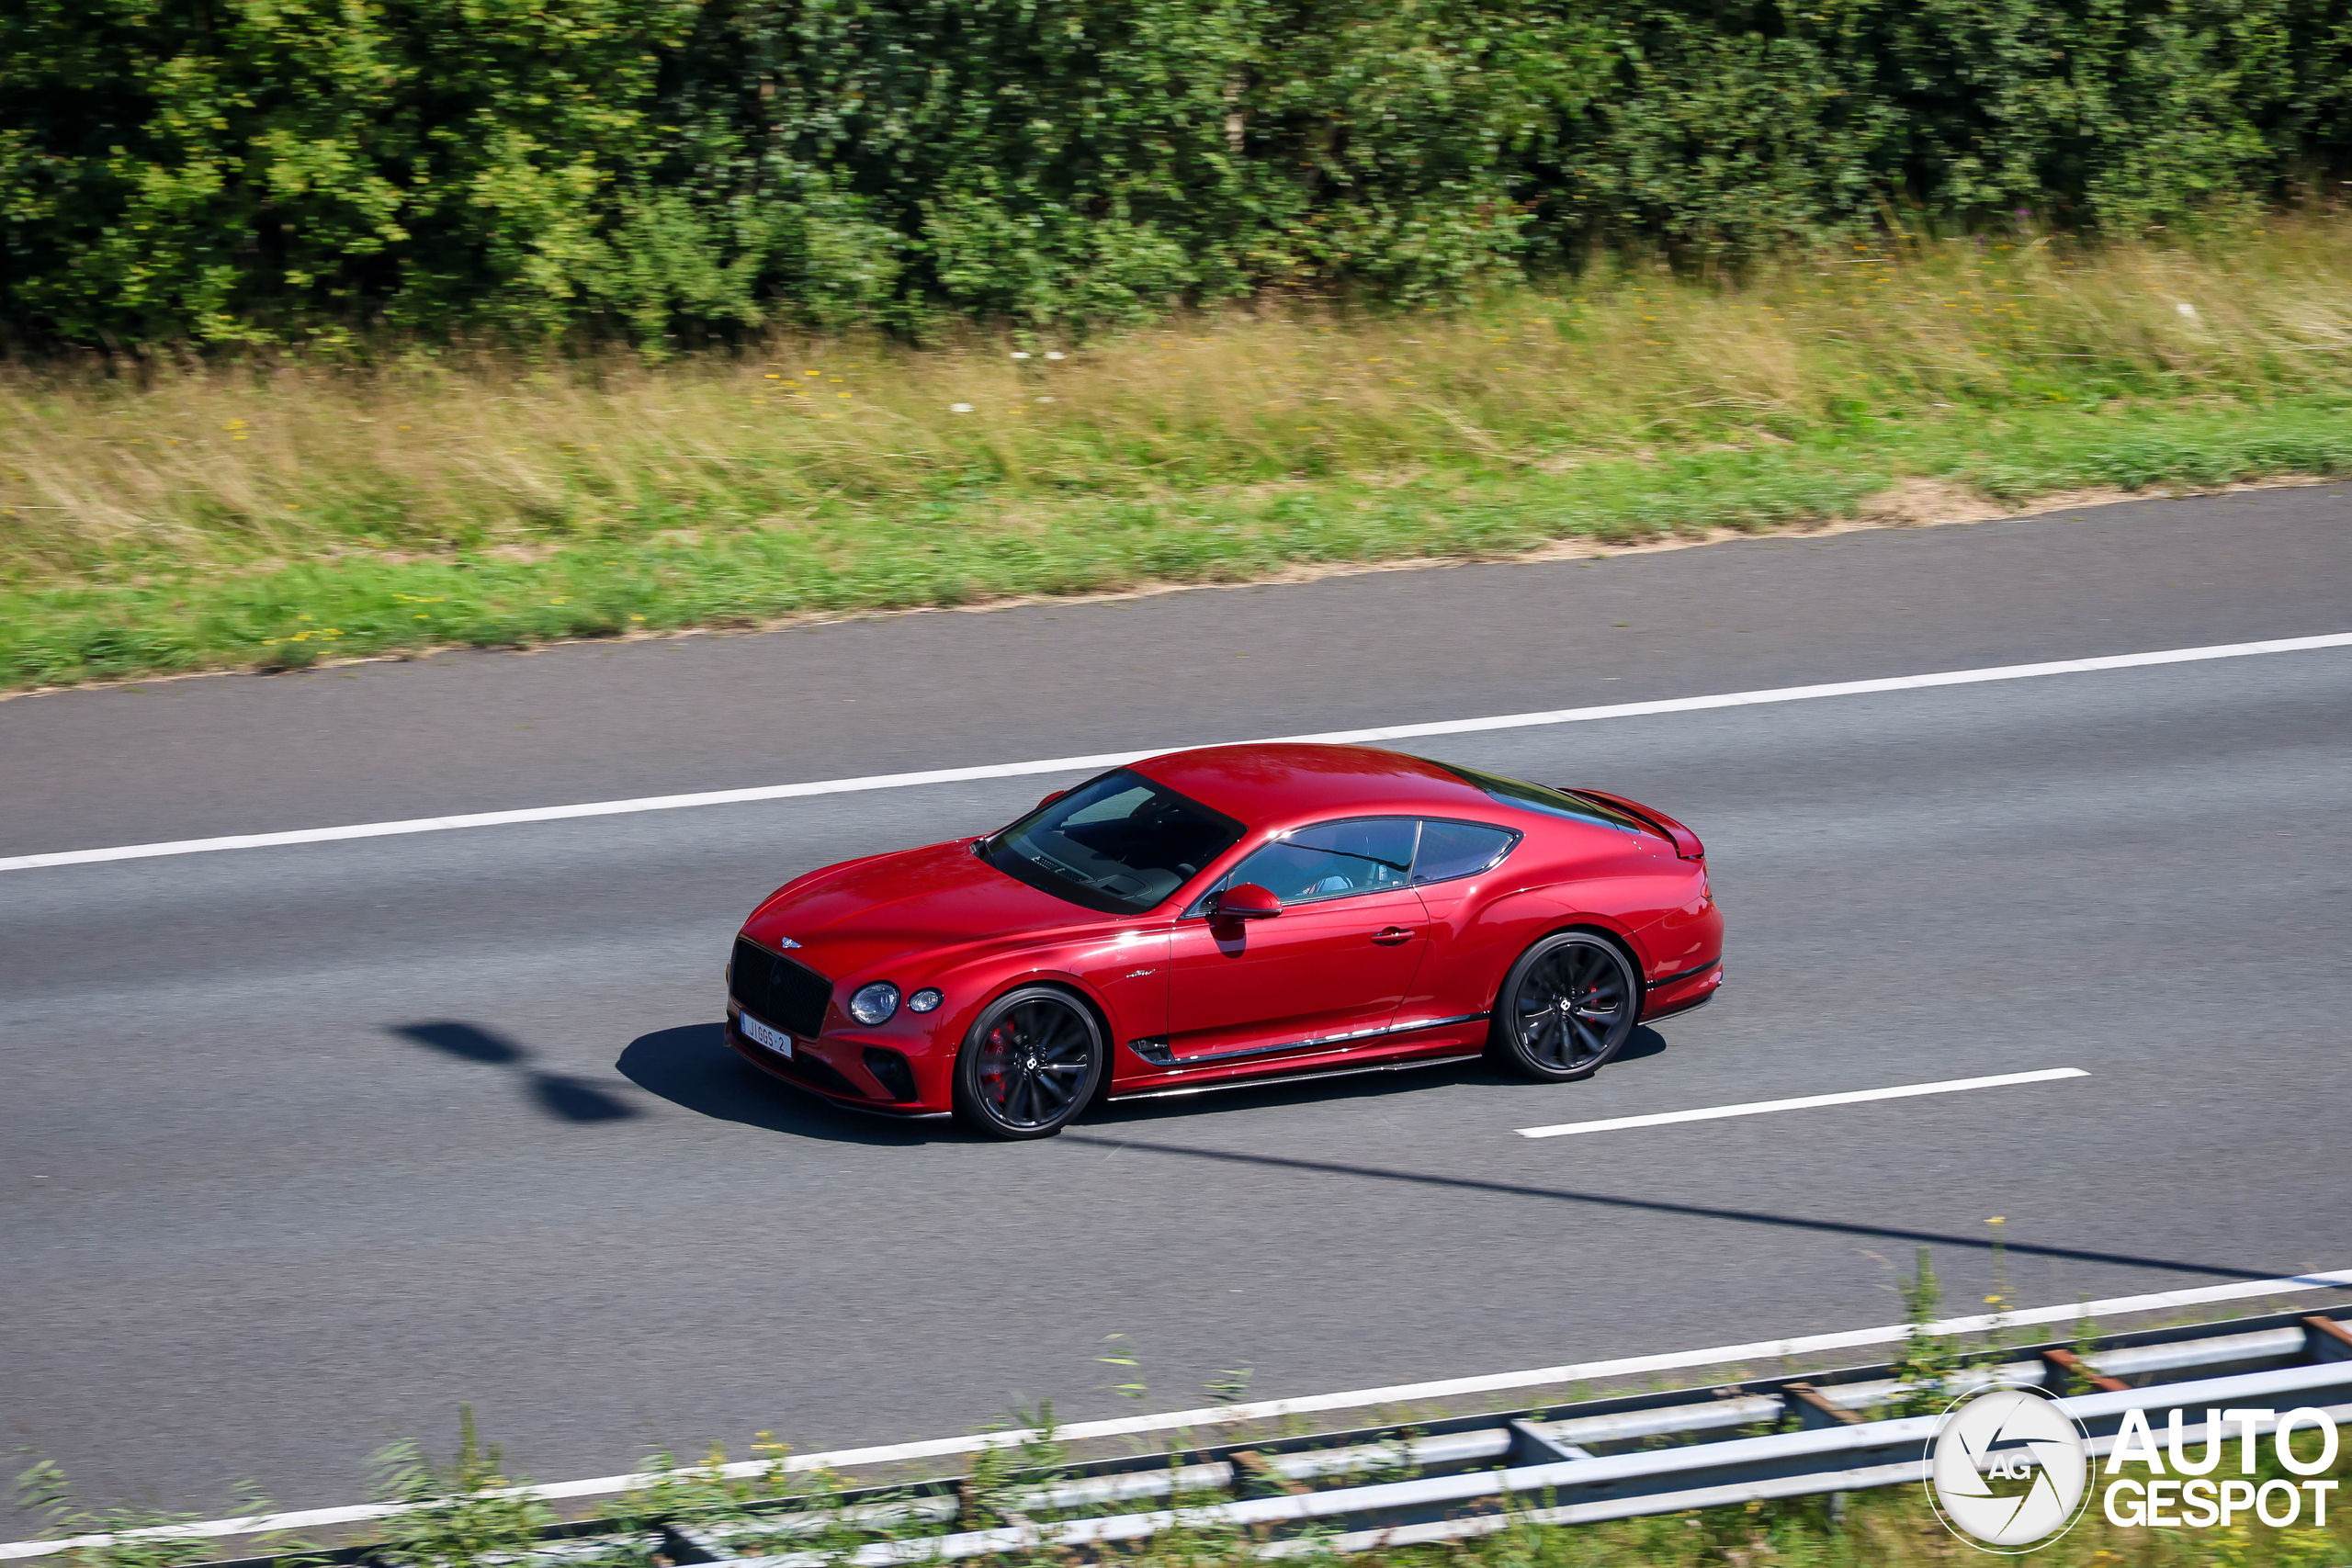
top-left (7, 1264), bottom-right (2348, 1559)
top-left (3, 630), bottom-right (2348, 874)
top-left (1514, 1067), bottom-right (2089, 1140)
top-left (0, 750), bottom-right (1159, 874)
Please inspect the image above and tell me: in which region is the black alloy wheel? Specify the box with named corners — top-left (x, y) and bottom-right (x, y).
top-left (1490, 931), bottom-right (1639, 1082)
top-left (953, 987), bottom-right (1105, 1139)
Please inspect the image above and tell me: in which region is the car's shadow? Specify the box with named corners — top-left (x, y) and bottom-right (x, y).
top-left (618, 1021), bottom-right (1670, 1142)
top-left (617, 1023), bottom-right (943, 1146)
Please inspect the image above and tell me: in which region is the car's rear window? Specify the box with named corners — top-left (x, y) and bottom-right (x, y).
top-left (982, 769), bottom-right (1245, 914)
top-left (1412, 819), bottom-right (1518, 884)
top-left (1430, 761), bottom-right (1647, 832)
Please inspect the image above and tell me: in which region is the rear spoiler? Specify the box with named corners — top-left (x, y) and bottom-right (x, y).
top-left (1565, 787), bottom-right (1705, 861)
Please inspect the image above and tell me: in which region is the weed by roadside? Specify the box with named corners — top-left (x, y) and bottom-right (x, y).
top-left (10, 1458), bottom-right (309, 1568)
top-left (19, 1428), bottom-right (2352, 1568)
top-left (370, 1409), bottom-right (550, 1568)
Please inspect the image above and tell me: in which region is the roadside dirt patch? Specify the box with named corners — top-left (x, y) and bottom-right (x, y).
top-left (1857, 478), bottom-right (2014, 525)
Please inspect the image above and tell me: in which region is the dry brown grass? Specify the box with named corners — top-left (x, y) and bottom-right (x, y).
top-left (7, 216), bottom-right (2352, 587)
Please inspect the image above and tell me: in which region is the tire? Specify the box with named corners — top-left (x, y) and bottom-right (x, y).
top-left (953, 986), bottom-right (1106, 1140)
top-left (1487, 931), bottom-right (1640, 1082)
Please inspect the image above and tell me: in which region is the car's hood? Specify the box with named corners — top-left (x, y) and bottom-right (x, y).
top-left (741, 840), bottom-right (1102, 983)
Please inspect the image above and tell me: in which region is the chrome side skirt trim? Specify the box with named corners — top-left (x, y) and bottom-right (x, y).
top-left (1109, 1053), bottom-right (1485, 1104)
top-left (1395, 1010), bottom-right (1493, 1033)
top-left (1125, 1011), bottom-right (1489, 1070)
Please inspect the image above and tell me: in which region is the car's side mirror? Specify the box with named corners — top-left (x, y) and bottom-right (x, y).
top-left (1035, 788), bottom-right (1069, 810)
top-left (1213, 883), bottom-right (1282, 919)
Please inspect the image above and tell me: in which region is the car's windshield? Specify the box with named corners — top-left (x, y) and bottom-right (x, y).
top-left (1431, 761), bottom-right (1646, 832)
top-left (982, 770), bottom-right (1245, 914)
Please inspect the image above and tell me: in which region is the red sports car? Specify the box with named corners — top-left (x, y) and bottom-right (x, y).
top-left (724, 743), bottom-right (1722, 1139)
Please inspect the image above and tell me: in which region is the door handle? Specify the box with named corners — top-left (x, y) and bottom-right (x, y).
top-left (1371, 926), bottom-right (1415, 946)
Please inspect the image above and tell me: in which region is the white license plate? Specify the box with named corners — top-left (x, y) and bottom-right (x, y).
top-left (740, 1012), bottom-right (792, 1057)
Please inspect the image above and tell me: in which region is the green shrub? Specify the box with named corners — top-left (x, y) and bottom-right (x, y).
top-left (6, 0), bottom-right (2351, 348)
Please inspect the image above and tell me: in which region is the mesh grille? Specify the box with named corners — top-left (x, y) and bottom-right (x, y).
top-left (774, 1044), bottom-right (861, 1099)
top-left (729, 937), bottom-right (831, 1038)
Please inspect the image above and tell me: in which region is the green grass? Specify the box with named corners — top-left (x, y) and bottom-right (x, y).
top-left (6, 220), bottom-right (2352, 691)
top-left (7, 398), bottom-right (2350, 691)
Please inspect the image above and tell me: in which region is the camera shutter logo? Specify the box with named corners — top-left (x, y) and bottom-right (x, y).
top-left (1926, 1386), bottom-right (2092, 1551)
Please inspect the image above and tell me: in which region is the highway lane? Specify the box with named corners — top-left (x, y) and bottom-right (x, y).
top-left (6, 481), bottom-right (2350, 859)
top-left (5, 492), bottom-right (2352, 1529)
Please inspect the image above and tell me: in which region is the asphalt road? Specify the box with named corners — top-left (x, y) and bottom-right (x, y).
top-left (5, 487), bottom-right (2350, 1529)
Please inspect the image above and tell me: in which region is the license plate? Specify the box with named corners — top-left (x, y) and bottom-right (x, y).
top-left (739, 1011), bottom-right (792, 1057)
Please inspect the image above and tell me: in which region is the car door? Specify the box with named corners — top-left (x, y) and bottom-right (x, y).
top-left (1163, 818), bottom-right (1429, 1066)
top-left (1392, 816), bottom-right (1528, 1026)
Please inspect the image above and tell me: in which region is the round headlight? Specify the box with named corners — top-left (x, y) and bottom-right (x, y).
top-left (908, 987), bottom-right (943, 1014)
top-left (847, 982), bottom-right (900, 1025)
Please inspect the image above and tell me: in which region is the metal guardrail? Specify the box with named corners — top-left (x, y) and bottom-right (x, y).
top-left (172, 1307), bottom-right (2352, 1568)
top-left (26, 1270), bottom-right (2350, 1566)
top-left (776, 1366), bottom-right (2352, 1566)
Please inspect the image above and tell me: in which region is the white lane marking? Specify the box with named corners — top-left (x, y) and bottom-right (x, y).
top-left (1514, 1067), bottom-right (2089, 1140)
top-left (7, 1264), bottom-right (2348, 1558)
top-left (5, 629), bottom-right (2348, 874)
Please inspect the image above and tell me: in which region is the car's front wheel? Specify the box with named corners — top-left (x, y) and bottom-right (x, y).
top-left (953, 987), bottom-right (1105, 1139)
top-left (1490, 931), bottom-right (1639, 1081)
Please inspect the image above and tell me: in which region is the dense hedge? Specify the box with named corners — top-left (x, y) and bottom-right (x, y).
top-left (5, 0), bottom-right (2351, 346)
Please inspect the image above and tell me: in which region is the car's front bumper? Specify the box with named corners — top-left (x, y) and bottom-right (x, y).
top-left (725, 1002), bottom-right (951, 1114)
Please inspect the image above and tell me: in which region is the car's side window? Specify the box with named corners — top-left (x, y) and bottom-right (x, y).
top-left (1191, 818), bottom-right (1420, 913)
top-left (1412, 819), bottom-right (1520, 885)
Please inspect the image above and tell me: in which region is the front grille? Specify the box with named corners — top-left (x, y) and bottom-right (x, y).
top-left (730, 937), bottom-right (832, 1038)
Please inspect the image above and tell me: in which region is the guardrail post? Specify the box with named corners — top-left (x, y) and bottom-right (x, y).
top-left (661, 1523), bottom-right (738, 1563)
top-left (2041, 1348), bottom-right (2130, 1393)
top-left (1232, 1450), bottom-right (1312, 1499)
top-left (2302, 1315), bottom-right (2352, 1364)
top-left (1506, 1421), bottom-right (1594, 1466)
top-left (1781, 1383), bottom-right (1861, 1430)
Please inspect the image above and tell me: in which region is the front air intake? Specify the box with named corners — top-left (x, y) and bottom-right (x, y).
top-left (765, 1045), bottom-right (861, 1099)
top-left (862, 1047), bottom-right (919, 1102)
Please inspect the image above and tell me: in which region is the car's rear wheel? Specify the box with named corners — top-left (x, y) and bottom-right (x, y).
top-left (1490, 932), bottom-right (1639, 1082)
top-left (953, 987), bottom-right (1104, 1140)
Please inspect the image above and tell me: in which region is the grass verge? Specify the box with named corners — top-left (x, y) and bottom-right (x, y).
top-left (19, 1424), bottom-right (2352, 1568)
top-left (5, 218), bottom-right (2351, 692)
